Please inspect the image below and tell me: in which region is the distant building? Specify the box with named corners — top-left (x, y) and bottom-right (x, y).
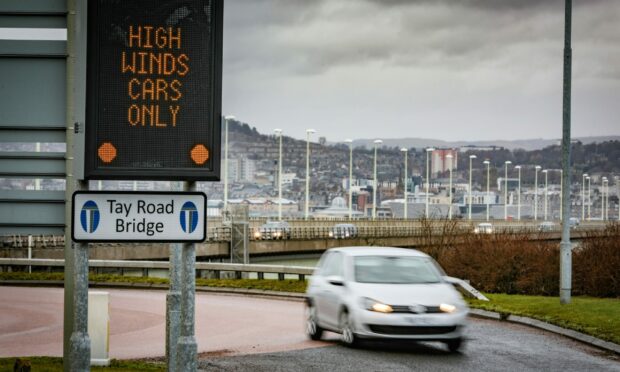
top-left (431, 149), bottom-right (458, 175)
top-left (458, 145), bottom-right (503, 152)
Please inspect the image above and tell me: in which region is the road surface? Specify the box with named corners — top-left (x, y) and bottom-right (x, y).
top-left (0, 286), bottom-right (618, 371)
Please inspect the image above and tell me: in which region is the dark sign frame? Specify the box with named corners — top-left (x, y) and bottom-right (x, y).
top-left (84, 0), bottom-right (223, 181)
top-left (71, 191), bottom-right (208, 243)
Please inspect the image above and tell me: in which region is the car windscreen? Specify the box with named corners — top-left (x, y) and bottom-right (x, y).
top-left (354, 256), bottom-right (442, 284)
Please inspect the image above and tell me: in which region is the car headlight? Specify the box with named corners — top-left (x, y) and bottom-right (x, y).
top-left (362, 298), bottom-right (393, 313)
top-left (439, 303), bottom-right (457, 313)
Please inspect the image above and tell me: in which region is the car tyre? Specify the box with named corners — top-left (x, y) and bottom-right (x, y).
top-left (445, 337), bottom-right (463, 353)
top-left (339, 311), bottom-right (360, 347)
top-left (305, 302), bottom-right (323, 341)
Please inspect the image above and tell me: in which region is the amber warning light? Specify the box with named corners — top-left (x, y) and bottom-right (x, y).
top-left (85, 0), bottom-right (222, 181)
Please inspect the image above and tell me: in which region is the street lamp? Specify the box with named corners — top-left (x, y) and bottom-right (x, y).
top-left (542, 169), bottom-right (549, 221)
top-left (602, 177), bottom-right (608, 220)
top-left (345, 139), bottom-right (353, 219)
top-left (373, 140), bottom-right (383, 220)
top-left (274, 129), bottom-right (283, 220)
top-left (483, 160), bottom-right (490, 221)
top-left (615, 176), bottom-right (620, 221)
top-left (534, 165), bottom-right (541, 221)
top-left (223, 115), bottom-right (235, 211)
top-left (468, 155), bottom-right (477, 220)
top-left (425, 148), bottom-right (435, 217)
top-left (446, 154), bottom-right (454, 220)
top-left (582, 173), bottom-right (588, 221)
top-left (305, 129), bottom-right (316, 220)
top-left (504, 161), bottom-right (512, 221)
top-left (587, 176), bottom-right (591, 220)
top-left (401, 148), bottom-right (408, 219)
top-left (515, 165), bottom-right (522, 221)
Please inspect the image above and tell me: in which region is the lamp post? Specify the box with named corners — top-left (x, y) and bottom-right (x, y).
top-left (616, 176), bottom-right (620, 221)
top-left (373, 140), bottom-right (383, 220)
top-left (223, 115), bottom-right (235, 212)
top-left (425, 148), bottom-right (435, 217)
top-left (534, 165), bottom-right (541, 220)
top-left (505, 161), bottom-right (512, 221)
top-left (582, 173), bottom-right (588, 221)
top-left (602, 177), bottom-right (608, 220)
top-left (543, 169), bottom-right (549, 221)
top-left (515, 165), bottom-right (522, 221)
top-left (345, 139), bottom-right (353, 219)
top-left (468, 155), bottom-right (477, 220)
top-left (274, 129), bottom-right (283, 220)
top-left (401, 148), bottom-right (408, 219)
top-left (446, 154), bottom-right (453, 220)
top-left (483, 160), bottom-right (490, 221)
top-left (305, 129), bottom-right (316, 220)
top-left (587, 176), bottom-right (591, 220)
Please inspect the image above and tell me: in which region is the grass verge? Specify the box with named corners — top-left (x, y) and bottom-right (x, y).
top-left (468, 294), bottom-right (620, 345)
top-left (0, 357), bottom-right (165, 371)
top-left (0, 272), bottom-right (307, 293)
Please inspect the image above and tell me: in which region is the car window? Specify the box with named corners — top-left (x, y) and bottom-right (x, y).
top-left (354, 256), bottom-right (441, 284)
top-left (322, 252), bottom-right (344, 278)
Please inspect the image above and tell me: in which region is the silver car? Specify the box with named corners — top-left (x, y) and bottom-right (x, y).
top-left (305, 247), bottom-right (468, 352)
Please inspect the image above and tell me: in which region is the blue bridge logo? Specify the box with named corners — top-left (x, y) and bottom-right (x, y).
top-left (80, 200), bottom-right (100, 233)
top-left (180, 201), bottom-right (198, 233)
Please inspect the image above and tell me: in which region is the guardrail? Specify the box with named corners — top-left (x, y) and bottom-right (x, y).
top-left (0, 258), bottom-right (313, 281)
top-left (1, 221), bottom-right (609, 248)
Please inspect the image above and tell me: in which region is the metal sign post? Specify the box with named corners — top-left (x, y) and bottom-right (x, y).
top-left (177, 181), bottom-right (198, 370)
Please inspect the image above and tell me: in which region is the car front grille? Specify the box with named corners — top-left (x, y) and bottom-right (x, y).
top-left (391, 305), bottom-right (442, 314)
top-left (368, 325), bottom-right (457, 335)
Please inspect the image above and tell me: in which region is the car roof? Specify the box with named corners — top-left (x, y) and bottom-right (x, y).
top-left (327, 246), bottom-right (430, 258)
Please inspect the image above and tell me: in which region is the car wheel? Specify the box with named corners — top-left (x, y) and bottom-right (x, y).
top-left (339, 311), bottom-right (359, 347)
top-left (305, 302), bottom-right (323, 341)
top-left (445, 337), bottom-right (463, 353)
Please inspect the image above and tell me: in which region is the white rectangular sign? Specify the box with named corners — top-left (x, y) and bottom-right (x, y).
top-left (72, 192), bottom-right (206, 242)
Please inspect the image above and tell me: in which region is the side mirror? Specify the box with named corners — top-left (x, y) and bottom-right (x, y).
top-left (326, 275), bottom-right (345, 286)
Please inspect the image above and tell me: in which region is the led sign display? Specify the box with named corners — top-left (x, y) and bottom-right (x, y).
top-left (85, 0), bottom-right (222, 180)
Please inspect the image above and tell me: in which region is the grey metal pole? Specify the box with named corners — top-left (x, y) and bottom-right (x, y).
top-left (69, 241), bottom-right (90, 372)
top-left (447, 154), bottom-right (453, 220)
top-left (544, 170), bottom-right (549, 221)
top-left (534, 166), bottom-right (540, 221)
top-left (504, 161), bottom-right (511, 220)
top-left (448, 167), bottom-right (453, 220)
top-left (587, 177), bottom-right (591, 220)
top-left (468, 155), bottom-right (476, 220)
top-left (177, 181), bottom-right (198, 371)
top-left (166, 184), bottom-right (183, 371)
top-left (223, 116), bottom-right (232, 211)
top-left (66, 0), bottom-right (90, 369)
top-left (401, 148), bottom-right (408, 219)
top-left (305, 129), bottom-right (315, 219)
top-left (559, 170), bottom-right (563, 220)
top-left (516, 166), bottom-right (522, 221)
top-left (425, 148), bottom-right (434, 217)
top-left (373, 141), bottom-right (378, 220)
top-left (275, 129), bottom-right (283, 220)
top-left (582, 174), bottom-right (586, 221)
top-left (560, 0), bottom-right (573, 305)
top-left (346, 140), bottom-right (353, 219)
top-left (485, 161), bottom-right (490, 221)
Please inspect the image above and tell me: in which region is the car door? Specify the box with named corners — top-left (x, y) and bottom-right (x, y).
top-left (320, 252), bottom-right (346, 328)
top-left (312, 252), bottom-right (333, 325)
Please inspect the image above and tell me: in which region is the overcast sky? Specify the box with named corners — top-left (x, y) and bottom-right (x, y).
top-left (1, 1), bottom-right (617, 143)
top-left (222, 0), bottom-right (620, 142)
